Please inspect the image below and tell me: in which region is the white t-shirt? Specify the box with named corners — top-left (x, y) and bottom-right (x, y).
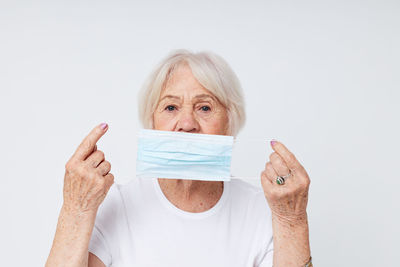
top-left (89, 177), bottom-right (274, 267)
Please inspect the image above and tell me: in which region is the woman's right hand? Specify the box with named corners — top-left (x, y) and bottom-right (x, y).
top-left (62, 123), bottom-right (114, 214)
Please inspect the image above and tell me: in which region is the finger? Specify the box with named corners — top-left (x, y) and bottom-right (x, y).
top-left (261, 170), bottom-right (272, 186)
top-left (261, 162), bottom-right (280, 194)
top-left (86, 150), bottom-right (105, 168)
top-left (269, 152), bottom-right (291, 177)
top-left (261, 170), bottom-right (273, 196)
top-left (73, 123), bottom-right (108, 161)
top-left (104, 173), bottom-right (114, 192)
top-left (97, 161), bottom-right (111, 176)
top-left (270, 140), bottom-right (302, 172)
top-left (265, 162), bottom-right (278, 184)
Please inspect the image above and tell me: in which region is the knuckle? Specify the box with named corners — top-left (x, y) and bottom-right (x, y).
top-left (65, 160), bottom-right (73, 171)
top-left (104, 160), bottom-right (111, 168)
top-left (99, 161), bottom-right (111, 173)
top-left (83, 163), bottom-right (91, 172)
top-left (83, 139), bottom-right (94, 152)
top-left (106, 163), bottom-right (112, 172)
top-left (65, 158), bottom-right (79, 170)
top-left (73, 162), bottom-right (82, 172)
top-left (287, 153), bottom-right (297, 166)
top-left (269, 152), bottom-right (278, 161)
top-left (265, 163), bottom-right (275, 174)
top-left (97, 150), bottom-right (105, 159)
top-left (86, 170), bottom-right (96, 181)
top-left (90, 160), bottom-right (98, 168)
top-left (261, 172), bottom-right (270, 185)
top-left (300, 166), bottom-right (309, 177)
top-left (265, 161), bottom-right (273, 170)
top-left (268, 152), bottom-right (274, 161)
top-left (79, 164), bottom-right (92, 177)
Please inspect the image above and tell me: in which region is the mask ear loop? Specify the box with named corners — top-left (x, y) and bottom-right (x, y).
top-left (233, 137), bottom-right (270, 143)
top-left (230, 137), bottom-right (273, 180)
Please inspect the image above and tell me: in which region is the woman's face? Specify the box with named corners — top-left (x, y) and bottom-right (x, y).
top-left (153, 64), bottom-right (229, 135)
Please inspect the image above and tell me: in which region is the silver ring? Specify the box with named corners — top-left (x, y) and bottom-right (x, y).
top-left (276, 172), bottom-right (291, 185)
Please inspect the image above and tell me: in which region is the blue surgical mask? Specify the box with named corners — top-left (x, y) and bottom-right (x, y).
top-left (136, 129), bottom-right (234, 181)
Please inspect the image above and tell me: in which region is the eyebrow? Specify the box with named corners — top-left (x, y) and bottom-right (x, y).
top-left (159, 95), bottom-right (181, 102)
top-left (159, 94), bottom-right (217, 102)
top-left (193, 94), bottom-right (217, 101)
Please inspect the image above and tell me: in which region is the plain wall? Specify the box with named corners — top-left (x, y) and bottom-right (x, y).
top-left (1, 0), bottom-right (399, 266)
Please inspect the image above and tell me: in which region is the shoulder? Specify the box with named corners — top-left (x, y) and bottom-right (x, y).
top-left (93, 182), bottom-right (125, 229)
top-left (229, 179), bottom-right (270, 211)
top-left (95, 178), bottom-right (140, 226)
top-left (228, 179), bottom-right (272, 225)
top-left (227, 179), bottom-right (274, 261)
top-left (89, 180), bottom-right (138, 266)
top-left (94, 178), bottom-right (149, 227)
top-left (229, 179), bottom-right (264, 195)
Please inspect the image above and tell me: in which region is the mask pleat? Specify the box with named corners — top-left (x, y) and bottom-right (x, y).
top-left (136, 129), bottom-right (233, 181)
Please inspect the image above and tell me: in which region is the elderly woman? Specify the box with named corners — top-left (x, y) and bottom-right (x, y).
top-left (46, 50), bottom-right (312, 267)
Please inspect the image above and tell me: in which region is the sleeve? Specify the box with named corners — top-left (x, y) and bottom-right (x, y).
top-left (88, 224), bottom-right (112, 266)
top-left (88, 184), bottom-right (120, 267)
top-left (255, 236), bottom-right (274, 267)
top-left (252, 190), bottom-right (274, 267)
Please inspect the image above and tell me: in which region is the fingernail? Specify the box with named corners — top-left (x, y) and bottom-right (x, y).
top-left (270, 139), bottom-right (277, 146)
top-left (100, 122), bottom-right (108, 130)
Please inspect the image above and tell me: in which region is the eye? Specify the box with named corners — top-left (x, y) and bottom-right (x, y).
top-left (165, 105), bottom-right (176, 111)
top-left (200, 106), bottom-right (211, 112)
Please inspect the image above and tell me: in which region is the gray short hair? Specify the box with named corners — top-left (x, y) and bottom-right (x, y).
top-left (138, 49), bottom-right (246, 136)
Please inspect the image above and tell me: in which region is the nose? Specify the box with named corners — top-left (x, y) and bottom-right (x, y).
top-left (176, 108), bottom-right (200, 133)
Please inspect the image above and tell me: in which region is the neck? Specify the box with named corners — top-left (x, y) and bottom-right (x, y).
top-left (157, 178), bottom-right (224, 213)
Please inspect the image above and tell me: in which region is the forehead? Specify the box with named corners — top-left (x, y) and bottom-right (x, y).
top-left (161, 64), bottom-right (213, 97)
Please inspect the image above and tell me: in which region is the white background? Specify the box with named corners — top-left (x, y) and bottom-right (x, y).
top-left (1, 0), bottom-right (399, 266)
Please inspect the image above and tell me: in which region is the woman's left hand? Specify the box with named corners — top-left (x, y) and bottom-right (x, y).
top-left (261, 140), bottom-right (310, 224)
